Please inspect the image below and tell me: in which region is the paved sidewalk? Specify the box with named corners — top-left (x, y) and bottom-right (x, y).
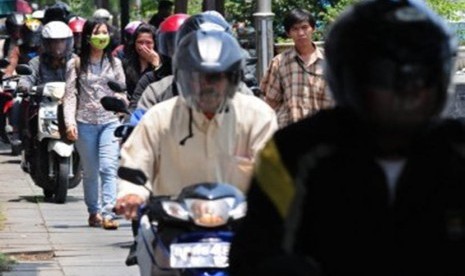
top-left (0, 141), bottom-right (139, 276)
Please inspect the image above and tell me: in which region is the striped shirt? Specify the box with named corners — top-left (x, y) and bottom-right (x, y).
top-left (261, 45), bottom-right (333, 128)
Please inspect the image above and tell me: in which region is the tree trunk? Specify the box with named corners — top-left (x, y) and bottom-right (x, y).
top-left (202, 0), bottom-right (224, 14)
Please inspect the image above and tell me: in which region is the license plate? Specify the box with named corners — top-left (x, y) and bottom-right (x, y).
top-left (170, 242), bottom-right (230, 268)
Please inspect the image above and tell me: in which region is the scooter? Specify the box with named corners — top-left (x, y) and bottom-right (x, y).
top-left (20, 80), bottom-right (82, 203)
top-left (0, 63), bottom-right (26, 155)
top-left (118, 167), bottom-right (247, 276)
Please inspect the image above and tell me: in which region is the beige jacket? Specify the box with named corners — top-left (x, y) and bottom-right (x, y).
top-left (117, 93), bottom-right (278, 200)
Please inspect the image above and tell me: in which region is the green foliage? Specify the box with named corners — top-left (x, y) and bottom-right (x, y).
top-left (0, 252), bottom-right (15, 272)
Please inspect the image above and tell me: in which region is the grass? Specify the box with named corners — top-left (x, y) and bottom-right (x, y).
top-left (0, 204), bottom-right (16, 272)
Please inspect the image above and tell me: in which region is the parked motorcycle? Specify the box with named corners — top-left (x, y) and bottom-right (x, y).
top-left (118, 167), bottom-right (247, 276)
top-left (19, 80), bottom-right (82, 203)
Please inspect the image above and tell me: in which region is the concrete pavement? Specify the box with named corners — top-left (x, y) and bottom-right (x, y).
top-left (0, 141), bottom-right (139, 276)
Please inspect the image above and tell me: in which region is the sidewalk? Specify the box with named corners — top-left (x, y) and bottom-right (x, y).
top-left (0, 141), bottom-right (139, 276)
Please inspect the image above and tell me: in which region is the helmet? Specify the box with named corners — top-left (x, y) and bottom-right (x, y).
top-left (68, 16), bottom-right (86, 33)
top-left (93, 8), bottom-right (112, 23)
top-left (175, 13), bottom-right (232, 48)
top-left (20, 18), bottom-right (42, 48)
top-left (174, 30), bottom-right (244, 114)
top-left (31, 10), bottom-right (45, 21)
top-left (41, 21), bottom-right (73, 58)
top-left (123, 20), bottom-right (142, 43)
top-left (5, 13), bottom-right (25, 38)
top-left (324, 0), bottom-right (456, 125)
top-left (43, 2), bottom-right (71, 24)
top-left (157, 13), bottom-right (189, 57)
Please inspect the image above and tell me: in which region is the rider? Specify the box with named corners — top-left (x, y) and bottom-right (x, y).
top-left (4, 17), bottom-right (42, 76)
top-left (2, 12), bottom-right (24, 59)
top-left (114, 29), bottom-right (278, 276)
top-left (132, 12), bottom-right (253, 114)
top-left (128, 13), bottom-right (189, 110)
top-left (68, 16), bottom-right (86, 55)
top-left (112, 20), bottom-right (142, 60)
top-left (17, 21), bottom-right (75, 200)
top-left (229, 0), bottom-right (465, 275)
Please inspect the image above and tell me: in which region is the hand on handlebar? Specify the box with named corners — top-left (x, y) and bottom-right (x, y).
top-left (114, 194), bottom-right (145, 220)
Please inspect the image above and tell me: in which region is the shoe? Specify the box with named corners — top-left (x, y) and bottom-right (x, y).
top-left (88, 213), bottom-right (103, 227)
top-left (125, 242), bottom-right (138, 266)
top-left (102, 218), bottom-right (119, 230)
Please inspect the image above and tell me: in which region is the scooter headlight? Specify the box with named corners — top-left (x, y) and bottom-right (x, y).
top-left (185, 198), bottom-right (235, 227)
top-left (161, 201), bottom-right (189, 221)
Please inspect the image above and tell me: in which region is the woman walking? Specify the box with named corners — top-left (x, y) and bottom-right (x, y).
top-left (63, 19), bottom-right (126, 230)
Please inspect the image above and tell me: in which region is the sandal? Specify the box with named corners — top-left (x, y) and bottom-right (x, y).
top-left (102, 218), bottom-right (119, 230)
top-left (88, 213), bottom-right (103, 227)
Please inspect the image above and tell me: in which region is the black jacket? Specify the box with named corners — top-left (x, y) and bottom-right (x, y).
top-left (229, 108), bottom-right (465, 276)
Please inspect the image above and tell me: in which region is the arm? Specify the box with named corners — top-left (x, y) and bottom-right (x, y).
top-left (116, 109), bottom-right (160, 219)
top-left (3, 46), bottom-right (19, 77)
top-left (260, 57), bottom-right (284, 111)
top-left (17, 56), bottom-right (39, 90)
top-left (130, 71), bottom-right (155, 111)
top-left (63, 58), bottom-right (78, 130)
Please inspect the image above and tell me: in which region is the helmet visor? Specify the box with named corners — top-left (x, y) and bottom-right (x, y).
top-left (177, 69), bottom-right (236, 113)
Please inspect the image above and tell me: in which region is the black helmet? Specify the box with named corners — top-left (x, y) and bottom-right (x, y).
top-left (175, 12), bottom-right (232, 49)
top-left (5, 12), bottom-right (25, 38)
top-left (20, 18), bottom-right (43, 48)
top-left (174, 30), bottom-right (244, 114)
top-left (325, 0), bottom-right (457, 118)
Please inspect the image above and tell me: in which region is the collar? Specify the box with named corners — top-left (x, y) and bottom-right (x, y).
top-left (291, 43), bottom-right (324, 66)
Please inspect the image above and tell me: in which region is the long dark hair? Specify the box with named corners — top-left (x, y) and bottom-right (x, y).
top-left (79, 19), bottom-right (115, 75)
top-left (123, 23), bottom-right (157, 94)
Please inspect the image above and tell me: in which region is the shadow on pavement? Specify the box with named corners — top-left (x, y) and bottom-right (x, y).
top-left (8, 195), bottom-right (82, 204)
top-left (0, 159), bottom-right (21, 164)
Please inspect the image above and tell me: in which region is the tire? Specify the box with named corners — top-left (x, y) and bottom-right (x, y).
top-left (68, 150), bottom-right (82, 189)
top-left (54, 155), bottom-right (70, 204)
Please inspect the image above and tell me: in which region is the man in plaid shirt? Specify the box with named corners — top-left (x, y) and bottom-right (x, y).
top-left (261, 8), bottom-right (333, 128)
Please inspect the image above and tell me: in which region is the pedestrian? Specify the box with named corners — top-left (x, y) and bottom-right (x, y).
top-left (63, 19), bottom-right (126, 230)
top-left (261, 8), bottom-right (333, 128)
top-left (148, 0), bottom-right (174, 29)
top-left (229, 0), bottom-right (465, 275)
top-left (122, 23), bottom-right (160, 99)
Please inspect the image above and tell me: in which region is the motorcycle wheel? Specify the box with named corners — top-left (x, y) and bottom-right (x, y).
top-left (54, 155), bottom-right (70, 204)
top-left (68, 150), bottom-right (82, 189)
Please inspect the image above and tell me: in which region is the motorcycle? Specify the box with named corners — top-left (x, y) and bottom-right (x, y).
top-left (0, 61), bottom-right (28, 155)
top-left (118, 167), bottom-right (247, 276)
top-left (19, 80), bottom-right (82, 203)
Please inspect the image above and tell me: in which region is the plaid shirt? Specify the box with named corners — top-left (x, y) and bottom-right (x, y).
top-left (261, 45), bottom-right (333, 128)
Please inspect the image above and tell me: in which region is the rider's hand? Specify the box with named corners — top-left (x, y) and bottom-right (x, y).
top-left (66, 126), bottom-right (78, 141)
top-left (114, 194), bottom-right (145, 220)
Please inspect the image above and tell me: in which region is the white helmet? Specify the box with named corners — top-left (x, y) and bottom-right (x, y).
top-left (42, 21), bottom-right (73, 58)
top-left (93, 8), bottom-right (112, 22)
top-left (42, 21), bottom-right (72, 39)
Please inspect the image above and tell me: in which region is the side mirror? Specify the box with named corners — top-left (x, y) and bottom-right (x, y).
top-left (16, 64), bottom-right (33, 76)
top-left (100, 96), bottom-right (130, 114)
top-left (107, 80), bottom-right (127, 93)
top-left (0, 58), bottom-right (10, 69)
top-left (118, 167), bottom-right (147, 186)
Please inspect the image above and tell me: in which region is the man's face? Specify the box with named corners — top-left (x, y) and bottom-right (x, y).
top-left (49, 39), bottom-right (67, 58)
top-left (363, 85), bottom-right (438, 132)
top-left (192, 72), bottom-right (229, 114)
top-left (287, 21), bottom-right (313, 45)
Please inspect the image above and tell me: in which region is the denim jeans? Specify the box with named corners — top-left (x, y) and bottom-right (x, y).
top-left (76, 121), bottom-right (119, 219)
